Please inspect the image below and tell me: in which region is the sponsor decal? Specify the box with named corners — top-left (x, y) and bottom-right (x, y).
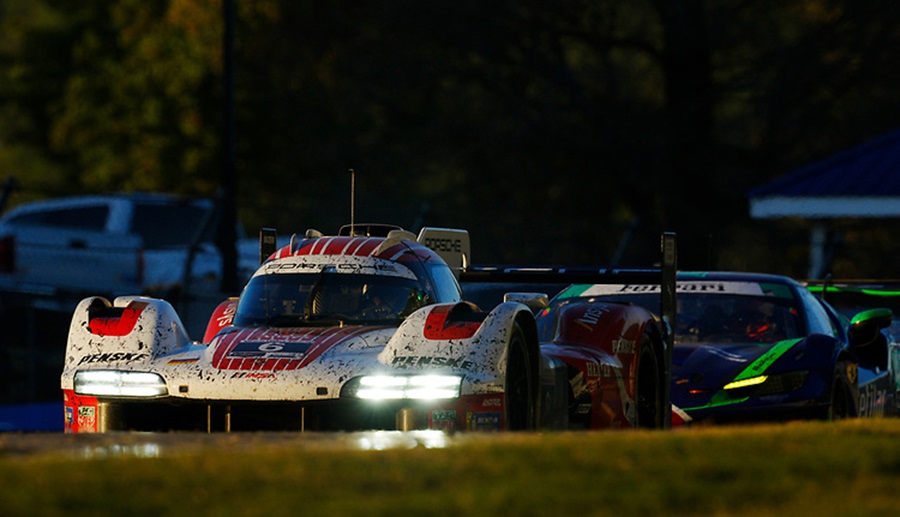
top-left (228, 341), bottom-right (312, 360)
top-left (612, 338), bottom-right (636, 354)
top-left (231, 372), bottom-right (276, 379)
top-left (78, 406), bottom-right (96, 432)
top-left (585, 361), bottom-right (614, 379)
top-left (422, 237), bottom-right (462, 253)
top-left (78, 352), bottom-right (148, 365)
top-left (263, 258), bottom-right (409, 277)
top-left (168, 357), bottom-right (200, 365)
top-left (264, 262), bottom-right (324, 273)
top-left (65, 406), bottom-right (73, 425)
top-left (391, 355), bottom-right (475, 370)
top-left (569, 281), bottom-right (766, 297)
top-left (467, 411), bottom-right (501, 431)
top-left (733, 339), bottom-right (802, 380)
top-left (859, 384), bottom-right (887, 418)
top-left (432, 410), bottom-right (457, 421)
top-left (215, 302), bottom-right (237, 327)
top-left (576, 306), bottom-right (611, 328)
top-left (431, 410), bottom-right (458, 431)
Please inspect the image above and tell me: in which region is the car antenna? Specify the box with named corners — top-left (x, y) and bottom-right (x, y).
top-left (821, 273), bottom-right (833, 302)
top-left (349, 168), bottom-right (356, 236)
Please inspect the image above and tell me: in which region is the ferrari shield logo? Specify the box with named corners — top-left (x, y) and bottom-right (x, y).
top-left (846, 363), bottom-right (858, 384)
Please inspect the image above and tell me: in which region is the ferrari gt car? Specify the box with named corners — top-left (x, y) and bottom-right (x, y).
top-left (546, 271), bottom-right (892, 425)
top-left (805, 280), bottom-right (900, 418)
top-left (61, 225), bottom-right (676, 432)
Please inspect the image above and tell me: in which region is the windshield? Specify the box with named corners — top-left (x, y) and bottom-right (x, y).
top-left (234, 271), bottom-right (431, 327)
top-left (544, 291), bottom-right (804, 345)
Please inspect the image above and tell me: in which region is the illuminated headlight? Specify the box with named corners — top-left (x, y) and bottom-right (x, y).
top-left (723, 375), bottom-right (768, 391)
top-left (351, 375), bottom-right (462, 400)
top-left (722, 371), bottom-right (808, 396)
top-left (74, 370), bottom-right (168, 397)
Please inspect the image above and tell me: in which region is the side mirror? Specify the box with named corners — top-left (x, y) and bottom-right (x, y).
top-left (503, 292), bottom-right (550, 311)
top-left (848, 307), bottom-right (893, 348)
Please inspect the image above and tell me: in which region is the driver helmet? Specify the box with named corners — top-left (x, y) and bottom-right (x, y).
top-left (733, 298), bottom-right (780, 341)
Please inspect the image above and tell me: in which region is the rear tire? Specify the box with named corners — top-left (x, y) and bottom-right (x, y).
top-left (635, 334), bottom-right (662, 429)
top-left (505, 323), bottom-right (536, 430)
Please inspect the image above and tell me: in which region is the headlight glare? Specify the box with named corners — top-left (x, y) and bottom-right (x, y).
top-left (354, 375), bottom-right (461, 400)
top-left (74, 370), bottom-right (168, 397)
top-left (723, 375), bottom-right (768, 390)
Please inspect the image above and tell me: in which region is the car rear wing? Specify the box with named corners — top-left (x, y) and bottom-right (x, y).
top-left (417, 227), bottom-right (471, 278)
top-left (803, 277), bottom-right (900, 303)
top-left (460, 233), bottom-right (676, 325)
top-left (257, 225), bottom-right (472, 278)
top-left (460, 232), bottom-right (677, 428)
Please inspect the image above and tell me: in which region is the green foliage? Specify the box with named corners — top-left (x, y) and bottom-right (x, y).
top-left (0, 0), bottom-right (898, 274)
top-left (47, 0), bottom-right (222, 194)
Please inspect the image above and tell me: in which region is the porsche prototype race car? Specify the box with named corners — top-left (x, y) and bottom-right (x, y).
top-left (547, 271), bottom-right (893, 425)
top-left (61, 225), bottom-right (676, 433)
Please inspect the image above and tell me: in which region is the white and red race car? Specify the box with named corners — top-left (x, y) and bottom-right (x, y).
top-left (61, 224), bottom-right (676, 432)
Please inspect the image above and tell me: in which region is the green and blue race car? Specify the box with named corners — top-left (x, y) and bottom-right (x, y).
top-left (805, 280), bottom-right (900, 418)
top-left (549, 272), bottom-right (893, 425)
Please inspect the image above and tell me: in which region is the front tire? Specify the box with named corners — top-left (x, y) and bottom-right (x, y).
top-left (505, 322), bottom-right (536, 430)
top-left (828, 361), bottom-right (858, 420)
top-left (635, 334), bottom-right (663, 429)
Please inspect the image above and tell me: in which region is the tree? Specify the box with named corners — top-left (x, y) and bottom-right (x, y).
top-left (48, 0), bottom-right (224, 195)
top-left (0, 0), bottom-right (898, 275)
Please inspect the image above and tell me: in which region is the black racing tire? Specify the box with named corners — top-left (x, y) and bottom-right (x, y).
top-left (505, 322), bottom-right (536, 431)
top-left (635, 334), bottom-right (663, 429)
top-left (828, 361), bottom-right (857, 420)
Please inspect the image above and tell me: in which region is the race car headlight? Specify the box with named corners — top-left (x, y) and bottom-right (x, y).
top-left (74, 370), bottom-right (168, 397)
top-left (346, 375), bottom-right (462, 400)
top-left (723, 375), bottom-right (768, 391)
top-left (723, 371), bottom-right (808, 397)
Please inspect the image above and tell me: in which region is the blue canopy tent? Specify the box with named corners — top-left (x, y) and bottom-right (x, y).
top-left (748, 128), bottom-right (900, 278)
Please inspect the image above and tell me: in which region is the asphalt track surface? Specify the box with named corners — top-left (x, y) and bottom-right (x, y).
top-left (0, 429), bottom-right (471, 459)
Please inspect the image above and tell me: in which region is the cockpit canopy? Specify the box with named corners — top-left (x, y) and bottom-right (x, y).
top-left (234, 255), bottom-right (461, 327)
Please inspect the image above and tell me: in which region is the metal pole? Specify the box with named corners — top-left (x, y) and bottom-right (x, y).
top-left (660, 232), bottom-right (677, 430)
top-left (350, 169), bottom-right (356, 235)
top-left (219, 0), bottom-right (238, 294)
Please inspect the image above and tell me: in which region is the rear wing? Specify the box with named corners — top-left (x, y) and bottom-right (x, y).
top-left (803, 278), bottom-right (900, 303)
top-left (461, 232), bottom-right (677, 429)
top-left (257, 225), bottom-right (472, 276)
top-left (460, 232), bottom-right (676, 327)
top-left (417, 227), bottom-right (471, 278)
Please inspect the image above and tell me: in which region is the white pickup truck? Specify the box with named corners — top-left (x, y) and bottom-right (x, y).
top-left (0, 193), bottom-right (259, 304)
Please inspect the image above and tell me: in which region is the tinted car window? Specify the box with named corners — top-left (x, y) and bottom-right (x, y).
top-left (234, 271), bottom-right (431, 326)
top-left (798, 287), bottom-right (840, 337)
top-left (9, 205), bottom-right (108, 231)
top-left (547, 291), bottom-right (803, 344)
top-left (427, 263), bottom-right (462, 303)
top-left (132, 203), bottom-right (212, 248)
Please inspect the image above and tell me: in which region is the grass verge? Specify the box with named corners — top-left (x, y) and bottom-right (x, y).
top-left (1, 419), bottom-right (899, 516)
